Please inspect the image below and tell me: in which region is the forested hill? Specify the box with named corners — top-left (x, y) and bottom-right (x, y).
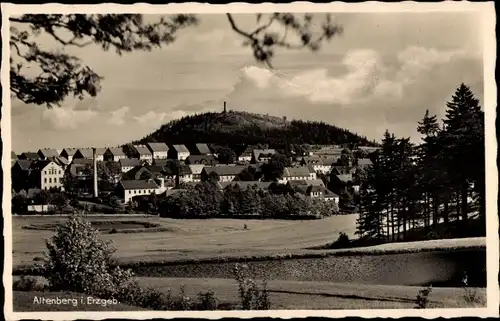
top-left (133, 110), bottom-right (378, 151)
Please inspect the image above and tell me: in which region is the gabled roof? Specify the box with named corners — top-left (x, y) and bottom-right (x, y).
top-left (75, 148), bottom-right (94, 158)
top-left (20, 152), bottom-right (39, 160)
top-left (122, 166), bottom-right (150, 180)
top-left (179, 165), bottom-right (193, 175)
top-left (30, 159), bottom-right (60, 171)
top-left (38, 148), bottom-right (59, 158)
top-left (336, 174), bottom-right (353, 183)
top-left (51, 156), bottom-right (69, 167)
top-left (27, 188), bottom-right (41, 199)
top-left (147, 142), bottom-right (169, 152)
top-left (62, 148), bottom-right (78, 156)
top-left (283, 166), bottom-right (311, 177)
top-left (203, 165), bottom-right (247, 176)
top-left (239, 146), bottom-right (254, 157)
top-left (15, 160), bottom-right (33, 171)
top-left (69, 163), bottom-right (89, 177)
top-left (186, 155), bottom-right (218, 165)
top-left (195, 143), bottom-right (212, 155)
top-left (106, 147), bottom-right (125, 156)
top-left (134, 146), bottom-right (151, 156)
top-left (11, 151), bottom-right (17, 159)
top-left (188, 164), bottom-right (205, 175)
top-left (120, 158), bottom-right (141, 167)
top-left (171, 144), bottom-right (190, 153)
top-left (120, 179), bottom-right (158, 190)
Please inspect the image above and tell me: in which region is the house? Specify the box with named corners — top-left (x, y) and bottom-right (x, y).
top-left (122, 166), bottom-right (153, 181)
top-left (201, 165), bottom-right (247, 182)
top-left (117, 179), bottom-right (166, 203)
top-left (119, 158), bottom-right (141, 173)
top-left (193, 143), bottom-right (213, 156)
top-left (306, 186), bottom-right (339, 203)
top-left (323, 188), bottom-right (340, 203)
top-left (301, 155), bottom-right (336, 174)
top-left (60, 148), bottom-right (78, 162)
top-left (147, 142), bottom-right (169, 159)
top-left (252, 149), bottom-right (276, 163)
top-left (188, 164), bottom-right (205, 182)
top-left (134, 145), bottom-right (153, 164)
top-left (68, 163), bottom-right (91, 181)
top-left (178, 165), bottom-right (193, 183)
top-left (73, 148), bottom-right (106, 161)
top-left (332, 165), bottom-right (355, 175)
top-left (185, 155), bottom-right (218, 166)
top-left (18, 152), bottom-right (40, 161)
top-left (168, 144), bottom-right (190, 161)
top-left (30, 159), bottom-right (64, 190)
top-left (287, 179), bottom-right (325, 189)
top-left (279, 166), bottom-right (316, 184)
top-left (51, 156), bottom-right (70, 170)
top-left (330, 173), bottom-right (359, 192)
top-left (238, 146), bottom-right (253, 163)
top-left (11, 160), bottom-right (33, 192)
top-left (37, 148), bottom-right (59, 160)
top-left (104, 147), bottom-right (127, 162)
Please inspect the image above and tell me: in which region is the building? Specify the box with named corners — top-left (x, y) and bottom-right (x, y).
top-left (60, 148), bottom-right (78, 162)
top-left (238, 146), bottom-right (253, 163)
top-left (193, 143), bottom-right (213, 156)
top-left (201, 165), bottom-right (247, 182)
top-left (178, 165), bottom-right (194, 183)
top-left (18, 152), bottom-right (40, 161)
top-left (185, 155), bottom-right (218, 166)
top-left (30, 160), bottom-right (64, 190)
top-left (279, 166), bottom-right (316, 183)
top-left (11, 160), bottom-right (33, 192)
top-left (117, 179), bottom-right (166, 203)
top-left (73, 148), bottom-right (106, 161)
top-left (188, 164), bottom-right (205, 182)
top-left (11, 151), bottom-right (18, 167)
top-left (37, 148), bottom-right (59, 160)
top-left (134, 145), bottom-right (153, 164)
top-left (147, 142), bottom-right (169, 159)
top-left (357, 158), bottom-right (373, 169)
top-left (104, 147), bottom-right (127, 162)
top-left (252, 149), bottom-right (276, 163)
top-left (169, 144), bottom-right (190, 161)
top-left (306, 185), bottom-right (339, 203)
top-left (119, 158), bottom-right (142, 173)
top-left (302, 156), bottom-right (338, 174)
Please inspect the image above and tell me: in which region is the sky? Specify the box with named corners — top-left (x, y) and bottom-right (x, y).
top-left (10, 12), bottom-right (484, 153)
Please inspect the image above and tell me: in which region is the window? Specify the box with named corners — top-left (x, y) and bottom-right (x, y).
top-left (44, 170), bottom-right (47, 175)
top-left (59, 170), bottom-right (61, 175)
top-left (49, 177), bottom-right (52, 183)
top-left (44, 178), bottom-right (47, 183)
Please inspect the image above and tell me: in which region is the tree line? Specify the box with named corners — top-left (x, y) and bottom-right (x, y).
top-left (356, 84), bottom-right (485, 242)
top-left (159, 181), bottom-right (339, 219)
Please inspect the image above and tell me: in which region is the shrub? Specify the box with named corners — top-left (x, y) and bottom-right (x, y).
top-left (462, 272), bottom-right (485, 306)
top-left (331, 232), bottom-right (351, 249)
top-left (13, 276), bottom-right (46, 292)
top-left (415, 285), bottom-right (432, 309)
top-left (233, 263), bottom-right (271, 310)
top-left (109, 228), bottom-right (118, 234)
top-left (196, 290), bottom-right (219, 310)
top-left (38, 215), bottom-right (134, 297)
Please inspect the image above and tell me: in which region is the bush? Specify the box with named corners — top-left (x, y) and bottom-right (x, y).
top-left (331, 232), bottom-right (351, 249)
top-left (415, 285), bottom-right (432, 309)
top-left (196, 290), bottom-right (219, 310)
top-left (13, 276), bottom-right (46, 292)
top-left (233, 263), bottom-right (271, 310)
top-left (38, 215), bottom-right (134, 297)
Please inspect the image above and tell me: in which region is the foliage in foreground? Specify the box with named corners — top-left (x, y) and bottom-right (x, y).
top-left (415, 285), bottom-right (433, 309)
top-left (233, 263), bottom-right (271, 310)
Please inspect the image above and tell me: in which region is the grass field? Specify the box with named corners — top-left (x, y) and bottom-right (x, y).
top-left (12, 214), bottom-right (359, 267)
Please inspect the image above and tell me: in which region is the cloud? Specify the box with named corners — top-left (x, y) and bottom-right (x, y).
top-left (239, 46), bottom-right (471, 105)
top-left (106, 106), bottom-right (130, 126)
top-left (133, 110), bottom-right (189, 129)
top-left (42, 107), bottom-right (97, 131)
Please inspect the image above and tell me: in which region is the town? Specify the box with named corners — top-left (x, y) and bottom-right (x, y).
top-left (11, 138), bottom-right (379, 216)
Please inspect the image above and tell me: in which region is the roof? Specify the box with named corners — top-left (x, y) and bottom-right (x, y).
top-left (147, 142), bottom-right (169, 152)
top-left (62, 148), bottom-right (78, 156)
top-left (11, 151), bottom-right (17, 159)
top-left (203, 165), bottom-right (247, 176)
top-left (171, 144), bottom-right (190, 153)
top-left (188, 164), bottom-right (205, 175)
top-left (358, 158), bottom-right (373, 166)
top-left (195, 143), bottom-right (212, 154)
top-left (21, 152), bottom-right (39, 160)
top-left (320, 157), bottom-right (339, 166)
top-left (38, 148), bottom-right (59, 158)
top-left (123, 166), bottom-right (149, 180)
top-left (69, 163), bottom-right (89, 177)
top-left (221, 181), bottom-right (272, 191)
top-left (302, 155), bottom-right (322, 164)
top-left (15, 160), bottom-right (33, 171)
top-left (323, 189), bottom-right (339, 198)
top-left (283, 166), bottom-right (311, 177)
top-left (336, 174), bottom-right (353, 183)
top-left (30, 159), bottom-right (60, 171)
top-left (120, 180), bottom-right (159, 190)
top-left (186, 155), bottom-right (218, 165)
top-left (72, 158), bottom-right (94, 165)
top-left (107, 147), bottom-right (125, 156)
top-left (239, 146), bottom-right (254, 157)
top-left (134, 146), bottom-right (151, 155)
top-left (179, 165), bottom-right (193, 175)
top-left (120, 158), bottom-right (141, 167)
top-left (287, 179), bottom-right (324, 188)
top-left (307, 185), bottom-right (323, 193)
top-left (52, 156), bottom-right (69, 167)
top-left (75, 148), bottom-right (94, 158)
top-left (253, 149), bottom-right (276, 160)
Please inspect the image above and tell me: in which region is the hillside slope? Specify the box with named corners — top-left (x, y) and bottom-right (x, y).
top-left (133, 110), bottom-right (377, 152)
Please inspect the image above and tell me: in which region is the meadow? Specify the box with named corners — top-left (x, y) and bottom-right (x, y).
top-left (11, 214), bottom-right (487, 310)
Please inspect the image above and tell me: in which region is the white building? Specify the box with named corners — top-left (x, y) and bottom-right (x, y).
top-left (147, 142), bottom-right (169, 159)
top-left (119, 178), bottom-right (166, 203)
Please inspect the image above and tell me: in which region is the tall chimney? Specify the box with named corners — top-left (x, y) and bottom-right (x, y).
top-left (92, 147), bottom-right (98, 198)
top-left (223, 101), bottom-right (227, 114)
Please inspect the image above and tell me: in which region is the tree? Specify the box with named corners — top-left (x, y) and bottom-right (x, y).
top-left (217, 147), bottom-right (236, 164)
top-left (262, 153), bottom-right (291, 181)
top-left (12, 190), bottom-right (28, 214)
top-left (139, 170), bottom-right (153, 181)
top-left (11, 13), bottom-right (342, 107)
top-left (39, 215), bottom-right (134, 297)
top-left (49, 191), bottom-right (69, 214)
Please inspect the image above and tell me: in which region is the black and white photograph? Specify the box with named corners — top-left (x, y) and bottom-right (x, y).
top-left (2, 2), bottom-right (498, 319)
